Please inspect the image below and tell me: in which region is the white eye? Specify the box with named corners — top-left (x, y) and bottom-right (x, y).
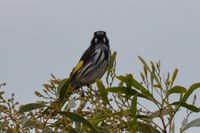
top-left (103, 37), bottom-right (106, 43)
top-left (95, 38), bottom-right (98, 43)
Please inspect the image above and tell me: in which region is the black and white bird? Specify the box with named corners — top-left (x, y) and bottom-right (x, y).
top-left (70, 31), bottom-right (111, 90)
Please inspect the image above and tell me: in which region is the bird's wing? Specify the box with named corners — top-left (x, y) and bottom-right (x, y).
top-left (70, 47), bottom-right (94, 77)
top-left (70, 60), bottom-right (84, 76)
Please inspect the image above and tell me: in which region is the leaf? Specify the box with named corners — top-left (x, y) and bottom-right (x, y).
top-left (106, 87), bottom-right (148, 99)
top-left (168, 86), bottom-right (187, 95)
top-left (96, 80), bottom-right (109, 105)
top-left (137, 122), bottom-right (162, 133)
top-left (138, 56), bottom-right (151, 72)
top-left (171, 69), bottom-right (178, 86)
top-left (143, 64), bottom-right (148, 78)
top-left (58, 78), bottom-right (71, 101)
top-left (65, 99), bottom-right (76, 111)
top-left (181, 83), bottom-right (200, 103)
top-left (43, 84), bottom-right (53, 89)
top-left (116, 74), bottom-right (132, 88)
top-left (130, 77), bottom-right (153, 100)
top-left (34, 91), bottom-right (44, 97)
top-left (182, 117), bottom-right (188, 129)
top-left (149, 108), bottom-right (170, 118)
top-left (183, 118), bottom-right (200, 131)
top-left (19, 103), bottom-right (46, 113)
top-left (58, 111), bottom-right (97, 132)
top-left (171, 102), bottom-right (200, 112)
top-left (107, 51), bottom-right (117, 71)
top-left (150, 68), bottom-right (160, 84)
top-left (130, 95), bottom-right (137, 120)
top-left (22, 119), bottom-right (40, 129)
top-left (95, 127), bottom-right (109, 133)
top-left (117, 74), bottom-right (153, 101)
top-left (90, 115), bottom-right (111, 126)
top-left (153, 84), bottom-right (162, 89)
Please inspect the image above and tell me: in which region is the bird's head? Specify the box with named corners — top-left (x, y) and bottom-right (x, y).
top-left (91, 31), bottom-right (109, 47)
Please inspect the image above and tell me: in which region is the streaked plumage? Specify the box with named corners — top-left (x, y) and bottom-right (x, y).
top-left (70, 31), bottom-right (111, 89)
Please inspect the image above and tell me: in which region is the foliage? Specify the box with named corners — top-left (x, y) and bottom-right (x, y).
top-left (0, 52), bottom-right (200, 133)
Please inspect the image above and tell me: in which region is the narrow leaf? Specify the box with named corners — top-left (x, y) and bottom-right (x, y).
top-left (137, 122), bottom-right (162, 133)
top-left (19, 103), bottom-right (46, 113)
top-left (106, 87), bottom-right (148, 99)
top-left (183, 118), bottom-right (200, 131)
top-left (181, 83), bottom-right (200, 103)
top-left (168, 86), bottom-right (187, 95)
top-left (107, 51), bottom-right (117, 71)
top-left (116, 74), bottom-right (153, 100)
top-left (58, 78), bottom-right (71, 101)
top-left (58, 111), bottom-right (97, 132)
top-left (171, 69), bottom-right (178, 86)
top-left (96, 80), bottom-right (109, 105)
top-left (34, 91), bottom-right (44, 97)
top-left (150, 108), bottom-right (170, 118)
top-left (172, 102), bottom-right (200, 112)
top-left (130, 95), bottom-right (137, 120)
top-left (90, 115), bottom-right (111, 126)
top-left (65, 99), bottom-right (76, 111)
top-left (138, 56), bottom-right (151, 72)
top-left (22, 119), bottom-right (40, 129)
top-left (131, 78), bottom-right (153, 99)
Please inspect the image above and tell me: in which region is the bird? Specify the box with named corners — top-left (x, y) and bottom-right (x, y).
top-left (70, 31), bottom-right (111, 90)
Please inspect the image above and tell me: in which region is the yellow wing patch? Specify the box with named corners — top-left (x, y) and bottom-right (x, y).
top-left (71, 60), bottom-right (84, 75)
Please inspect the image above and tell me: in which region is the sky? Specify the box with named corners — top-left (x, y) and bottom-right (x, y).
top-left (0, 0), bottom-right (200, 132)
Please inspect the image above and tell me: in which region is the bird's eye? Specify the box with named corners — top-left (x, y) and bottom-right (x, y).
top-left (103, 37), bottom-right (107, 43)
top-left (95, 38), bottom-right (98, 43)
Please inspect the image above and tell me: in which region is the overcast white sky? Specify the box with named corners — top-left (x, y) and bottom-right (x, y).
top-left (0, 0), bottom-right (200, 132)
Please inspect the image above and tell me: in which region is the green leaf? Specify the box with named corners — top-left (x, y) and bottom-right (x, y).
top-left (131, 77), bottom-right (153, 100)
top-left (90, 115), bottom-right (111, 126)
top-left (21, 117), bottom-right (53, 132)
top-left (172, 102), bottom-right (200, 112)
top-left (137, 122), bottom-right (162, 133)
top-left (149, 108), bottom-right (171, 118)
top-left (171, 69), bottom-right (178, 87)
top-left (106, 87), bottom-right (148, 99)
top-left (117, 74), bottom-right (153, 101)
top-left (129, 96), bottom-right (138, 132)
top-left (95, 127), bottom-right (109, 133)
top-left (58, 78), bottom-right (71, 101)
top-left (116, 74), bottom-right (132, 88)
top-left (58, 111), bottom-right (97, 132)
top-left (107, 51), bottom-right (117, 71)
top-left (65, 99), bottom-right (76, 111)
top-left (96, 80), bottom-right (109, 105)
top-left (130, 95), bottom-right (137, 120)
top-left (181, 83), bottom-right (200, 103)
top-left (22, 119), bottom-right (40, 129)
top-left (34, 91), bottom-right (44, 97)
top-left (138, 56), bottom-right (151, 72)
top-left (19, 103), bottom-right (46, 113)
top-left (183, 118), bottom-right (200, 131)
top-left (168, 86), bottom-right (187, 95)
